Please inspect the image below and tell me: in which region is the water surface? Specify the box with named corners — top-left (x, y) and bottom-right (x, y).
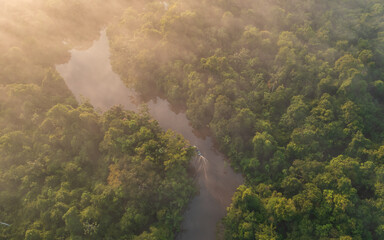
top-left (56, 30), bottom-right (244, 240)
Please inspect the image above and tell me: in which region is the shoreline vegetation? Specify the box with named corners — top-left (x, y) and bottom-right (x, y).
top-left (1, 0), bottom-right (384, 239)
top-left (0, 1), bottom-right (195, 239)
top-left (107, 0), bottom-right (384, 239)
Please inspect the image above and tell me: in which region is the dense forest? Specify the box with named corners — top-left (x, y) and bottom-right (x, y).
top-left (107, 0), bottom-right (384, 239)
top-left (0, 1), bottom-right (195, 239)
top-left (2, 0), bottom-right (384, 239)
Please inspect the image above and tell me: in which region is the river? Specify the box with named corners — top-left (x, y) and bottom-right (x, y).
top-left (56, 30), bottom-right (244, 240)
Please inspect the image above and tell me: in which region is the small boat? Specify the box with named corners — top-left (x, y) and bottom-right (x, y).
top-left (193, 145), bottom-right (202, 156)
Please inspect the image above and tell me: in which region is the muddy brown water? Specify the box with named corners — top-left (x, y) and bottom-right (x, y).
top-left (56, 30), bottom-right (244, 240)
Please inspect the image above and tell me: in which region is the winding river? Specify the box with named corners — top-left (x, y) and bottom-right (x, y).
top-left (56, 30), bottom-right (244, 240)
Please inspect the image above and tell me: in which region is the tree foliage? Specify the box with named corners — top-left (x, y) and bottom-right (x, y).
top-left (0, 1), bottom-right (195, 239)
top-left (108, 0), bottom-right (384, 239)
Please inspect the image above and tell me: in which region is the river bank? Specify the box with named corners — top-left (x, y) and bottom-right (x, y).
top-left (56, 30), bottom-right (244, 240)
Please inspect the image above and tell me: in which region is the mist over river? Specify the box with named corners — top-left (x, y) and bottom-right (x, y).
top-left (56, 30), bottom-right (243, 240)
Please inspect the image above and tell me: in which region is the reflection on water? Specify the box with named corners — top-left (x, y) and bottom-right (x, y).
top-left (56, 30), bottom-right (138, 111)
top-left (56, 30), bottom-right (243, 240)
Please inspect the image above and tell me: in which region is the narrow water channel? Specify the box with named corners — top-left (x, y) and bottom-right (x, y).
top-left (56, 30), bottom-right (244, 240)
